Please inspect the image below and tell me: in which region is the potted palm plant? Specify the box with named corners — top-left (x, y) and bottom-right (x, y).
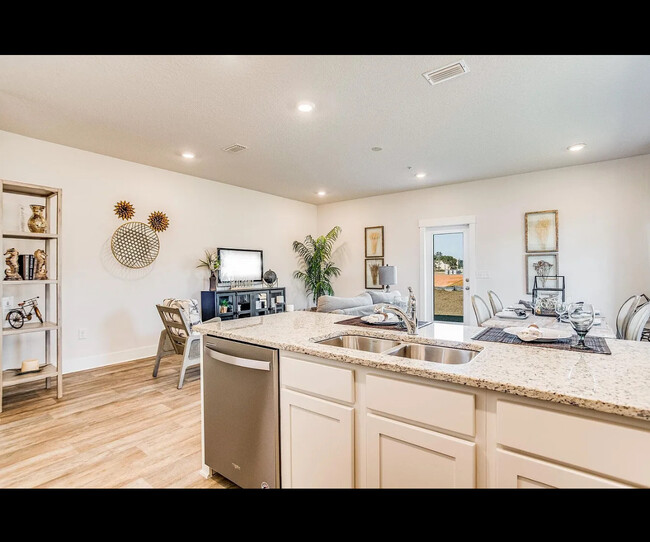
top-left (292, 226), bottom-right (342, 306)
top-left (197, 249), bottom-right (220, 291)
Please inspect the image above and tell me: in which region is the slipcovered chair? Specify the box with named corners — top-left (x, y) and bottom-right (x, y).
top-left (487, 290), bottom-right (504, 315)
top-left (153, 298), bottom-right (215, 389)
top-left (624, 302), bottom-right (650, 341)
top-left (616, 295), bottom-right (641, 339)
top-left (471, 295), bottom-right (492, 326)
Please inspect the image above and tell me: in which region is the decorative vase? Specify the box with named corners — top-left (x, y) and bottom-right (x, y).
top-left (209, 271), bottom-right (217, 291)
top-left (27, 205), bottom-right (47, 233)
top-left (220, 305), bottom-right (228, 314)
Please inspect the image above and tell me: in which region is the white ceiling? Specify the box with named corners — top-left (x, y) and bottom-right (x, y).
top-left (1, 54), bottom-right (649, 204)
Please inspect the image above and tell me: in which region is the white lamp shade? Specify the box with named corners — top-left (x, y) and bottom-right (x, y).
top-left (378, 265), bottom-right (397, 286)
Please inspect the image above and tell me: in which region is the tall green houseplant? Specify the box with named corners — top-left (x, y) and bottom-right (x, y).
top-left (293, 226), bottom-right (342, 304)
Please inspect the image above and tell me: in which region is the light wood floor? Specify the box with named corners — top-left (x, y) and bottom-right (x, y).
top-left (0, 355), bottom-right (237, 489)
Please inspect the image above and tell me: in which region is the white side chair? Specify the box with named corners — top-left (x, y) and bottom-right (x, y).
top-left (616, 295), bottom-right (641, 339)
top-left (153, 298), bottom-right (215, 389)
top-left (487, 290), bottom-right (503, 315)
top-left (471, 295), bottom-right (492, 326)
top-left (624, 302), bottom-right (650, 341)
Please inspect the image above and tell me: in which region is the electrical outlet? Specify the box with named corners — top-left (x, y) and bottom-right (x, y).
top-left (78, 328), bottom-right (88, 340)
top-left (2, 297), bottom-right (14, 310)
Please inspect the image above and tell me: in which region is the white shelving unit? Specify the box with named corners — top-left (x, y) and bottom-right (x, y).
top-left (0, 179), bottom-right (62, 412)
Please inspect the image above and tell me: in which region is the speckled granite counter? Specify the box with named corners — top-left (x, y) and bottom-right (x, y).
top-left (193, 311), bottom-right (650, 421)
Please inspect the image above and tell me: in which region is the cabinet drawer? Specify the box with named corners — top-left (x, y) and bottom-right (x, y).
top-left (497, 400), bottom-right (650, 486)
top-left (496, 449), bottom-right (632, 489)
top-left (281, 355), bottom-right (355, 403)
top-left (366, 374), bottom-right (475, 437)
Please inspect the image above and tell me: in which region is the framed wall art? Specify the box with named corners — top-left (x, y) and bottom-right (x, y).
top-left (525, 210), bottom-right (558, 253)
top-left (365, 258), bottom-right (384, 289)
top-left (365, 226), bottom-right (384, 258)
top-left (526, 253), bottom-right (558, 294)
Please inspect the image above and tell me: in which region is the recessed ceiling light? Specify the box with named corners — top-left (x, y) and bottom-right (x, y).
top-left (181, 152), bottom-right (195, 159)
top-left (317, 191), bottom-right (326, 197)
top-left (415, 172), bottom-right (426, 179)
top-left (297, 101), bottom-right (315, 113)
top-left (567, 143), bottom-right (586, 152)
top-left (371, 147), bottom-right (383, 152)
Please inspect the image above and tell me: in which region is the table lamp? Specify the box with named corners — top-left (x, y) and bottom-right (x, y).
top-left (378, 265), bottom-right (397, 292)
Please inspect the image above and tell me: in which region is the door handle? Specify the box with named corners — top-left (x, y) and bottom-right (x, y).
top-left (205, 345), bottom-right (271, 371)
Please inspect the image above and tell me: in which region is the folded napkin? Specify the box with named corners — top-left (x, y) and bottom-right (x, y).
top-left (496, 309), bottom-right (527, 319)
top-left (361, 313), bottom-right (400, 324)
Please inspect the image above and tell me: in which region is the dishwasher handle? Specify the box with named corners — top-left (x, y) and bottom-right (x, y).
top-left (205, 345), bottom-right (271, 371)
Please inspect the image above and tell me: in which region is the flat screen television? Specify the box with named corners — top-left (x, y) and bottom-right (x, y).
top-left (217, 248), bottom-right (264, 283)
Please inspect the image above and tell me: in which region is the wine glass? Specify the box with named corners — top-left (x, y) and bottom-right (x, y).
top-left (567, 303), bottom-right (595, 350)
top-left (554, 300), bottom-right (567, 322)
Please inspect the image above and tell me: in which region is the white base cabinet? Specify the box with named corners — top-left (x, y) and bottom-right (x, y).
top-left (366, 413), bottom-right (476, 488)
top-left (280, 389), bottom-right (354, 488)
top-left (279, 351), bottom-right (650, 488)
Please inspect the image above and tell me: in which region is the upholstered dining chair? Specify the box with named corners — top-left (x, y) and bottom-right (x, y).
top-left (616, 295), bottom-right (642, 339)
top-left (153, 298), bottom-right (216, 389)
top-left (471, 295), bottom-right (492, 326)
top-left (487, 290), bottom-right (504, 315)
top-left (624, 302), bottom-right (650, 341)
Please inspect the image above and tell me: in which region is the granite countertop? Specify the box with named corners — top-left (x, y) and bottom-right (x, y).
top-left (193, 311), bottom-right (650, 421)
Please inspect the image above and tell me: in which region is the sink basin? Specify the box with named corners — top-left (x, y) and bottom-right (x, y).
top-left (386, 343), bottom-right (478, 364)
top-left (316, 334), bottom-right (402, 353)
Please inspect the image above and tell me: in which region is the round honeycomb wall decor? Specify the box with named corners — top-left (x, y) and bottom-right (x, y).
top-left (111, 221), bottom-right (160, 269)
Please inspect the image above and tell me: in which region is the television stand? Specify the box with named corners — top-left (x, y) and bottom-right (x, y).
top-left (201, 286), bottom-right (286, 321)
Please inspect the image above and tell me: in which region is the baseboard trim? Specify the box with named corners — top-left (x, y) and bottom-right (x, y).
top-left (64, 344), bottom-right (159, 374)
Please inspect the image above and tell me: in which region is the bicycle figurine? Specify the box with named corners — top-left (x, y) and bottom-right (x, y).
top-left (6, 297), bottom-right (44, 329)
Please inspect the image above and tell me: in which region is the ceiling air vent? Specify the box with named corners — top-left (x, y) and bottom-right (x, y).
top-left (222, 144), bottom-right (248, 153)
top-left (422, 60), bottom-right (469, 86)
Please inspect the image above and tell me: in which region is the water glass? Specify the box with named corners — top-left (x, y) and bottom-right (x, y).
top-left (554, 301), bottom-right (568, 321)
top-left (567, 302), bottom-right (595, 350)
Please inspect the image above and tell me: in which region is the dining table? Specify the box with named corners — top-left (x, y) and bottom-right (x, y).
top-left (481, 312), bottom-right (616, 339)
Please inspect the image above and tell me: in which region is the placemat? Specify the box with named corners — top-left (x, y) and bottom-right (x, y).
top-left (335, 316), bottom-right (432, 331)
top-left (472, 327), bottom-right (611, 355)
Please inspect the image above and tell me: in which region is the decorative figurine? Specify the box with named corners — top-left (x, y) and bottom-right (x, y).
top-left (4, 248), bottom-right (21, 280)
top-left (6, 297), bottom-right (44, 329)
top-left (34, 249), bottom-right (48, 280)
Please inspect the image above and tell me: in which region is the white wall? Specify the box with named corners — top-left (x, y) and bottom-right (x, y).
top-left (0, 130), bottom-right (317, 373)
top-left (317, 154), bottom-right (650, 324)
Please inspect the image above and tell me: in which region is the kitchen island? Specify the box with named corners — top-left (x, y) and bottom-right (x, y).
top-left (194, 311), bottom-right (650, 488)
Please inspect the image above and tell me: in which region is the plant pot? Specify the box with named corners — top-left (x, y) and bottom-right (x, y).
top-left (219, 306), bottom-right (228, 314)
top-left (28, 204), bottom-right (47, 233)
top-left (209, 271), bottom-right (217, 291)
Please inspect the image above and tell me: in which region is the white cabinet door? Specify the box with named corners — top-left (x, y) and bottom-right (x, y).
top-left (366, 413), bottom-right (476, 488)
top-left (280, 389), bottom-right (354, 488)
top-left (496, 449), bottom-right (632, 488)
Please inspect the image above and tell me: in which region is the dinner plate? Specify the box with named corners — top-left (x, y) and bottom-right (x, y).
top-left (503, 326), bottom-right (573, 342)
top-left (360, 315), bottom-right (400, 325)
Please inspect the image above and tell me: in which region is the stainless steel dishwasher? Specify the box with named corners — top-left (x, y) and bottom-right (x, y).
top-left (203, 335), bottom-right (280, 488)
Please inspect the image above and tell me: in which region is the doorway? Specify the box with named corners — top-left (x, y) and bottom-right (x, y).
top-left (420, 217), bottom-right (475, 324)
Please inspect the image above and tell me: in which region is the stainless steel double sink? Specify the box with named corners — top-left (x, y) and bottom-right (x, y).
top-left (315, 334), bottom-right (478, 365)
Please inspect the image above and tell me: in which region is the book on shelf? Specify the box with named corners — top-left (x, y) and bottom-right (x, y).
top-left (17, 254), bottom-right (35, 280)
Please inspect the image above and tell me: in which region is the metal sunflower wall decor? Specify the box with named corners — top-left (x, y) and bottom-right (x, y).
top-left (111, 200), bottom-right (169, 268)
top-left (114, 200), bottom-right (135, 221)
top-left (148, 211), bottom-right (169, 232)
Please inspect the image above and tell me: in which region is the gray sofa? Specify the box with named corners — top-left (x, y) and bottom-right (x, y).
top-left (316, 290), bottom-right (403, 317)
